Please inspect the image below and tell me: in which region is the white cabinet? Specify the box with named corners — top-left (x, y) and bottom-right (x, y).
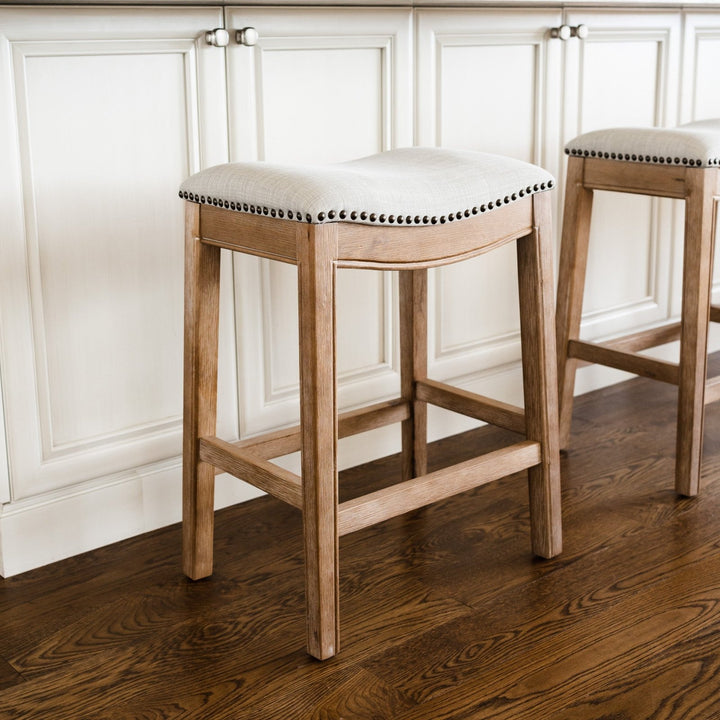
top-left (563, 10), bottom-right (681, 349)
top-left (415, 8), bottom-right (563, 419)
top-left (224, 7), bottom-right (413, 467)
top-left (0, 2), bottom-right (716, 576)
top-left (682, 11), bottom-right (720, 312)
top-left (0, 6), bottom-right (232, 574)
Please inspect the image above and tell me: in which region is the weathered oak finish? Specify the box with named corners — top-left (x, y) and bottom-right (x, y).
top-left (399, 270), bottom-right (428, 481)
top-left (556, 156), bottom-right (720, 496)
top-left (183, 188), bottom-right (561, 659)
top-left (517, 193), bottom-right (562, 559)
top-left (182, 203), bottom-right (221, 581)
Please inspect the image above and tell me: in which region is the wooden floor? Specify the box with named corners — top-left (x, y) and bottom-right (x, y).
top-left (3, 369), bottom-right (720, 719)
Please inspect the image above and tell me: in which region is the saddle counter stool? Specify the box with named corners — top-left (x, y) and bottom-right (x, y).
top-left (556, 120), bottom-right (720, 497)
top-left (179, 147), bottom-right (562, 660)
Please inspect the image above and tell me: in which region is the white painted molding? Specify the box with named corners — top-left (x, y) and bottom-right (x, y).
top-left (0, 459), bottom-right (263, 578)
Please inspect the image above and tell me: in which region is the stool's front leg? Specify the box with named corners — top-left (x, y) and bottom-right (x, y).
top-left (677, 169), bottom-right (716, 496)
top-left (298, 224), bottom-right (340, 660)
top-left (517, 192), bottom-right (562, 559)
top-left (183, 203), bottom-right (221, 580)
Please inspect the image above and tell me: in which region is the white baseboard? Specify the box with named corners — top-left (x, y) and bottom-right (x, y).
top-left (0, 462), bottom-right (263, 578)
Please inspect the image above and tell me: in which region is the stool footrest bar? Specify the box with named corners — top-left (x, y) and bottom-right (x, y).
top-left (199, 436), bottom-right (303, 508)
top-left (568, 339), bottom-right (680, 384)
top-left (337, 440), bottom-right (541, 536)
top-left (416, 378), bottom-right (526, 434)
top-left (601, 322), bottom-right (682, 354)
top-left (231, 399), bottom-right (411, 460)
top-left (711, 305), bottom-right (720, 324)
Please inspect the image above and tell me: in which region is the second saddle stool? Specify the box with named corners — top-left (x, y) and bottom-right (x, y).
top-left (179, 147), bottom-right (562, 660)
top-left (557, 120), bottom-right (720, 496)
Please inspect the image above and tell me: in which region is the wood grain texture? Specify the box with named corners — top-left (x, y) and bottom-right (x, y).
top-left (555, 156), bottom-right (594, 449)
top-left (516, 192), bottom-right (562, 559)
top-left (568, 338), bottom-right (680, 383)
top-left (337, 441), bottom-right (541, 535)
top-left (336, 199), bottom-right (533, 267)
top-left (297, 222), bottom-right (340, 660)
top-left (182, 203), bottom-right (221, 581)
top-left (583, 157), bottom-right (688, 198)
top-left (228, 398), bottom-right (410, 460)
top-left (3, 362), bottom-right (720, 717)
top-left (199, 436), bottom-right (303, 508)
top-left (676, 168), bottom-right (718, 496)
top-left (399, 269), bottom-right (428, 481)
top-left (557, 156), bottom-right (720, 498)
top-left (416, 378), bottom-right (526, 434)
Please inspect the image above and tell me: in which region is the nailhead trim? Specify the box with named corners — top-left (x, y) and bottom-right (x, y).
top-left (178, 178), bottom-right (555, 225)
top-left (565, 147), bottom-right (720, 168)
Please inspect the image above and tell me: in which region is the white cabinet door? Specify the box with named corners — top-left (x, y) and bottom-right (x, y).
top-left (224, 7), bottom-right (413, 463)
top-left (681, 11), bottom-right (720, 310)
top-left (0, 7), bottom-right (230, 501)
top-left (681, 12), bottom-right (720, 123)
top-left (563, 10), bottom-right (681, 342)
top-left (415, 8), bottom-right (562, 413)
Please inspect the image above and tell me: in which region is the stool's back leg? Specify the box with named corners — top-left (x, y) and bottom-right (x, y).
top-left (517, 192), bottom-right (562, 559)
top-left (399, 269), bottom-right (428, 481)
top-left (183, 203), bottom-right (221, 580)
top-left (556, 157), bottom-right (594, 449)
top-left (298, 223), bottom-right (340, 660)
top-left (676, 169), bottom-right (717, 496)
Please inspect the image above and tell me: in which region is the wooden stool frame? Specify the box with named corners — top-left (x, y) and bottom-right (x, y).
top-left (183, 192), bottom-right (562, 660)
top-left (557, 156), bottom-right (720, 497)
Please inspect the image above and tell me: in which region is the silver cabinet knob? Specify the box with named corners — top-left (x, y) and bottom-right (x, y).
top-left (551, 25), bottom-right (572, 41)
top-left (236, 27), bottom-right (259, 47)
top-left (572, 24), bottom-right (589, 39)
top-left (205, 28), bottom-right (230, 47)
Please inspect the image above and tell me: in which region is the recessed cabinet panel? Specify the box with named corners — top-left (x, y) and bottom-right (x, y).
top-left (262, 47), bottom-right (383, 164)
top-left (0, 8), bottom-right (229, 499)
top-left (25, 51), bottom-right (186, 448)
top-left (439, 44), bottom-right (537, 160)
top-left (416, 9), bottom-right (562, 378)
top-left (682, 14), bottom-right (720, 121)
top-left (226, 7), bottom-right (412, 436)
top-left (681, 13), bottom-right (720, 314)
top-left (564, 11), bottom-right (680, 338)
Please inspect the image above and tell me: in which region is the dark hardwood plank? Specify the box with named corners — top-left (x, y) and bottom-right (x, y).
top-left (0, 655), bottom-right (24, 692)
top-left (2, 360), bottom-right (720, 718)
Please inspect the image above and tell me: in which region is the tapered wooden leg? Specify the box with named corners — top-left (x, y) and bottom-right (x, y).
top-left (183, 203), bottom-right (221, 580)
top-left (556, 157), bottom-right (594, 449)
top-left (399, 269), bottom-right (428, 482)
top-left (516, 192), bottom-right (562, 559)
top-left (298, 224), bottom-right (340, 660)
top-left (676, 169), bottom-right (717, 496)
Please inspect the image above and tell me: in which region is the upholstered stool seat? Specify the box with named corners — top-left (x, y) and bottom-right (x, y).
top-left (180, 147), bottom-right (562, 660)
top-left (565, 119), bottom-right (720, 168)
top-left (180, 147), bottom-right (555, 226)
top-left (557, 120), bottom-right (720, 496)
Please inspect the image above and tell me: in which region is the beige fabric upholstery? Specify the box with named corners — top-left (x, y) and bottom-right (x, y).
top-left (179, 147), bottom-right (554, 226)
top-left (565, 119), bottom-right (720, 168)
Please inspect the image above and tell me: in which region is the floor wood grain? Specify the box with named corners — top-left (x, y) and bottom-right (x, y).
top-left (3, 365), bottom-right (720, 718)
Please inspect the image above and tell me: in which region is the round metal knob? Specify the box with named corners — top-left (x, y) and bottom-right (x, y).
top-left (205, 28), bottom-right (230, 47)
top-left (572, 24), bottom-right (589, 40)
top-left (236, 27), bottom-right (259, 47)
top-left (551, 25), bottom-right (572, 41)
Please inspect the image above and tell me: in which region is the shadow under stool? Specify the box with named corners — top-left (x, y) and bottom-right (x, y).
top-left (556, 119), bottom-right (720, 497)
top-left (179, 147), bottom-right (562, 660)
